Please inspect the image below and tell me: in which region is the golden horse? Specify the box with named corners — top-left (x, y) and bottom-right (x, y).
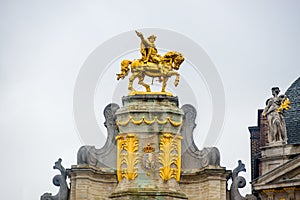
top-left (116, 51), bottom-right (184, 93)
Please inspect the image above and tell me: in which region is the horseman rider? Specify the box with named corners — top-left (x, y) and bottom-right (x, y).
top-left (135, 31), bottom-right (162, 64)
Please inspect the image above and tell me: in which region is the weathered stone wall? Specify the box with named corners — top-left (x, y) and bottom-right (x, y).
top-left (248, 110), bottom-right (262, 181)
top-left (180, 166), bottom-right (229, 200)
top-left (260, 189), bottom-right (300, 200)
top-left (68, 165), bottom-right (117, 200)
top-left (68, 165), bottom-right (229, 200)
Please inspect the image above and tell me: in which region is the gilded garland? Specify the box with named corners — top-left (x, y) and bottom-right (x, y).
top-left (116, 116), bottom-right (182, 127)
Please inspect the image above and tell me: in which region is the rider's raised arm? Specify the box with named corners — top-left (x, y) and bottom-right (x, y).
top-left (135, 31), bottom-right (150, 46)
top-left (135, 30), bottom-right (144, 39)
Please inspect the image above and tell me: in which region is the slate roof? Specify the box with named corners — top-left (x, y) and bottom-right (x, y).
top-left (285, 77), bottom-right (300, 144)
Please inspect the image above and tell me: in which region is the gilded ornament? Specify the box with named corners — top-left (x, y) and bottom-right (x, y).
top-left (159, 133), bottom-right (182, 181)
top-left (141, 144), bottom-right (156, 176)
top-left (277, 97), bottom-right (291, 112)
top-left (116, 31), bottom-right (184, 94)
top-left (116, 116), bottom-right (182, 127)
top-left (116, 134), bottom-right (139, 181)
top-left (116, 135), bottom-right (125, 181)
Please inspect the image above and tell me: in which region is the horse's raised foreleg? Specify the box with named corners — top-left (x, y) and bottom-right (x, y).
top-left (138, 75), bottom-right (151, 92)
top-left (167, 71), bottom-right (180, 87)
top-left (117, 60), bottom-right (131, 80)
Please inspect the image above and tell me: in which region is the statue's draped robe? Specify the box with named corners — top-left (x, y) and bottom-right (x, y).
top-left (263, 96), bottom-right (287, 142)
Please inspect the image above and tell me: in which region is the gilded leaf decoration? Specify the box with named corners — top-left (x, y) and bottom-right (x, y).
top-left (159, 133), bottom-right (182, 181)
top-left (116, 134), bottom-right (139, 181)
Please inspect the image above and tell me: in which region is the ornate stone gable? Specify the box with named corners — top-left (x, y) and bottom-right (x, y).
top-left (41, 31), bottom-right (255, 200)
top-left (249, 77), bottom-right (300, 200)
top-left (252, 155), bottom-right (300, 199)
top-left (252, 155), bottom-right (300, 189)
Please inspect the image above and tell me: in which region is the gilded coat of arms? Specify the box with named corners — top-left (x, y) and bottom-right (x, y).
top-left (141, 143), bottom-right (156, 176)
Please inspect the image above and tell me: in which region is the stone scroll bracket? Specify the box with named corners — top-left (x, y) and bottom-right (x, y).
top-left (229, 160), bottom-right (257, 200)
top-left (41, 158), bottom-right (70, 200)
top-left (77, 103), bottom-right (120, 168)
top-left (180, 104), bottom-right (220, 170)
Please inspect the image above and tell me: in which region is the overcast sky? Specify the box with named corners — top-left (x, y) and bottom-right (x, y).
top-left (1, 1), bottom-right (300, 199)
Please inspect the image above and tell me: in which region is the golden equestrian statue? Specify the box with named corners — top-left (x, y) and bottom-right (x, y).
top-left (116, 31), bottom-right (184, 95)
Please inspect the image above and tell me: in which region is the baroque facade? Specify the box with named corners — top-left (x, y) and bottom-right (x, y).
top-left (41, 31), bottom-right (259, 200)
top-left (42, 95), bottom-right (258, 200)
top-left (249, 77), bottom-right (300, 200)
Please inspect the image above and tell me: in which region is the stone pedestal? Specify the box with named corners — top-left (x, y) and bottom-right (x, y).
top-left (43, 94), bottom-right (231, 200)
top-left (252, 142), bottom-right (300, 200)
top-left (111, 94), bottom-right (187, 199)
top-left (260, 143), bottom-right (300, 175)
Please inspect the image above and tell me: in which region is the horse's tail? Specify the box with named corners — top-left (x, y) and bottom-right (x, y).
top-left (117, 60), bottom-right (131, 80)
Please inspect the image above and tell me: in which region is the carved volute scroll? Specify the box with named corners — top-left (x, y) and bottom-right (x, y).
top-left (77, 103), bottom-right (120, 168)
top-left (104, 103), bottom-right (120, 129)
top-left (230, 160), bottom-right (257, 200)
top-left (40, 159), bottom-right (69, 200)
top-left (181, 104), bottom-right (221, 170)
